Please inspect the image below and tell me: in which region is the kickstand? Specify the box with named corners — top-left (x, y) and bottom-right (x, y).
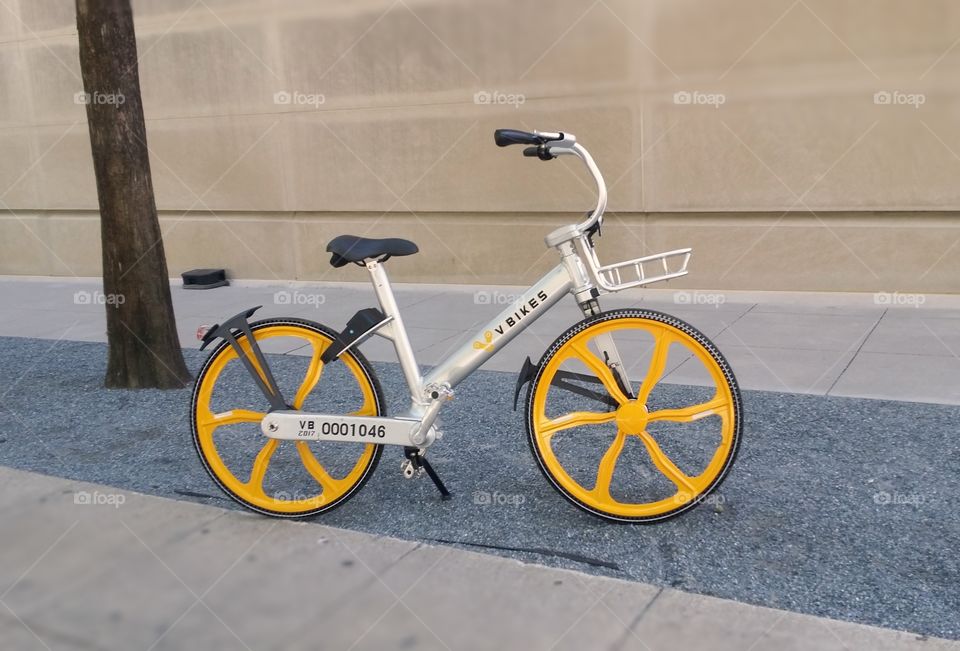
top-left (404, 448), bottom-right (452, 501)
top-left (419, 456), bottom-right (452, 501)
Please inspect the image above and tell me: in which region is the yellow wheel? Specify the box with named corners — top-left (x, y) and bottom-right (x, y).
top-left (526, 309), bottom-right (742, 523)
top-left (190, 318), bottom-right (385, 518)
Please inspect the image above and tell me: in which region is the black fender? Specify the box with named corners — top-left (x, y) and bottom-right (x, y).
top-left (513, 350), bottom-right (619, 412)
top-left (513, 356), bottom-right (539, 410)
top-left (320, 307), bottom-right (389, 363)
top-left (199, 305), bottom-right (261, 351)
top-left (197, 305), bottom-right (287, 410)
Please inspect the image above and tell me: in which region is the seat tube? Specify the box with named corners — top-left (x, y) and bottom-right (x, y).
top-left (365, 260), bottom-right (424, 401)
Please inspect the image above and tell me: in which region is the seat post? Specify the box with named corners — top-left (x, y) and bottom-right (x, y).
top-left (365, 259), bottom-right (424, 403)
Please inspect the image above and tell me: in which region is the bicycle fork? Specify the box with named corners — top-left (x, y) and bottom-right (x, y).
top-left (561, 240), bottom-right (636, 401)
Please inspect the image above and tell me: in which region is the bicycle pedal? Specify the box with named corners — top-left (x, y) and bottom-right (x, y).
top-left (400, 458), bottom-right (424, 479)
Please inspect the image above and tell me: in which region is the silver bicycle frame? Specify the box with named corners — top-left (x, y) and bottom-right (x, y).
top-left (361, 133), bottom-right (616, 419)
top-left (367, 260), bottom-right (574, 417)
top-left (256, 131), bottom-right (693, 449)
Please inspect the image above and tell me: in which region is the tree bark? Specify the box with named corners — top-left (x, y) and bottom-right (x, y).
top-left (76, 0), bottom-right (190, 389)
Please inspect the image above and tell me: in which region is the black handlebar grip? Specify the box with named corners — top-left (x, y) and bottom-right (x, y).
top-left (522, 146), bottom-right (539, 157)
top-left (494, 128), bottom-right (542, 147)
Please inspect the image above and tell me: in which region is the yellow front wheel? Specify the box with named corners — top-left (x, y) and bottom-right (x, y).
top-left (526, 309), bottom-right (742, 523)
top-left (190, 318), bottom-right (385, 518)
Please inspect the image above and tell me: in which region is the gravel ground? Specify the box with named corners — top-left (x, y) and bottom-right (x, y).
top-left (0, 335), bottom-right (958, 639)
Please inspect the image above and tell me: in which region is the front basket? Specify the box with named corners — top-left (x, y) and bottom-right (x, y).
top-left (587, 248), bottom-right (692, 292)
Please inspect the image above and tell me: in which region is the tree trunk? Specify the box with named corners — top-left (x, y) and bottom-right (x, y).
top-left (76, 0), bottom-right (190, 389)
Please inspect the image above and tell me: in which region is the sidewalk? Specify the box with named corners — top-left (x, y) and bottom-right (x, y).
top-left (1, 276), bottom-right (958, 404)
top-left (1, 466), bottom-right (953, 651)
top-left (2, 275), bottom-right (959, 649)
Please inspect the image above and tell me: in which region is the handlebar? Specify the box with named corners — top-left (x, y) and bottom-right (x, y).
top-left (494, 128), bottom-right (546, 147)
top-left (494, 128), bottom-right (607, 241)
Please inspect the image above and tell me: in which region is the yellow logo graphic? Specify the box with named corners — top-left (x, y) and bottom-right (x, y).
top-left (473, 330), bottom-right (494, 352)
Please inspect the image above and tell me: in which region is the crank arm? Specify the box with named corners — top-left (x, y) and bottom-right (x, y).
top-left (261, 411), bottom-right (436, 447)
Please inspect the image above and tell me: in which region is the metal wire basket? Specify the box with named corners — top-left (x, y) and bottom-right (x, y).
top-left (584, 247), bottom-right (692, 292)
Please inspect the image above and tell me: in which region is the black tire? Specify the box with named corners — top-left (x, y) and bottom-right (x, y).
top-left (525, 308), bottom-right (743, 523)
top-left (190, 318), bottom-right (386, 518)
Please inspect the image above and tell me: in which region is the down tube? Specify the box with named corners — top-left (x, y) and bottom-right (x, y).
top-left (422, 264), bottom-right (573, 389)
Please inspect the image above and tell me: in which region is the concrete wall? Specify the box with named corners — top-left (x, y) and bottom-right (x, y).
top-left (1, 0), bottom-right (958, 291)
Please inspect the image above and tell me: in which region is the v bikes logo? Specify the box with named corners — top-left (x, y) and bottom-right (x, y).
top-left (473, 331), bottom-right (494, 351)
top-left (472, 290), bottom-right (549, 351)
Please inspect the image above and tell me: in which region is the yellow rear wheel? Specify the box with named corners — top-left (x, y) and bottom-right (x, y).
top-left (526, 309), bottom-right (742, 522)
top-left (190, 319), bottom-right (384, 518)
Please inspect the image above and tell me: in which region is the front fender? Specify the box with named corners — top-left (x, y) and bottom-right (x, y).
top-left (513, 356), bottom-right (539, 411)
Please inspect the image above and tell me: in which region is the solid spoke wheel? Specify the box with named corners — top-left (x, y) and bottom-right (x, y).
top-left (526, 309), bottom-right (742, 523)
top-left (190, 319), bottom-right (385, 518)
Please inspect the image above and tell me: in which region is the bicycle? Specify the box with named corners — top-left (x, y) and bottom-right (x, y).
top-left (190, 128), bottom-right (742, 523)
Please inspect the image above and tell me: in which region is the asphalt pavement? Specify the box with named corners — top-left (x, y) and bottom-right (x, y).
top-left (1, 335), bottom-right (957, 640)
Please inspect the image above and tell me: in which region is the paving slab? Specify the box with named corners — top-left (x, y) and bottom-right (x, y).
top-left (3, 276), bottom-right (960, 403)
top-left (828, 351), bottom-right (960, 404)
top-left (0, 467), bottom-right (954, 651)
top-left (667, 344), bottom-right (856, 394)
top-left (714, 310), bottom-right (882, 352)
top-left (861, 315), bottom-right (960, 357)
